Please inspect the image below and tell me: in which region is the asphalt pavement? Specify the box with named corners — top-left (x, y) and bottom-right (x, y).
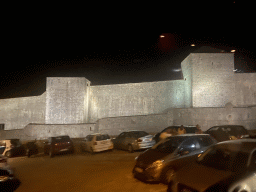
top-left (8, 150), bottom-right (167, 192)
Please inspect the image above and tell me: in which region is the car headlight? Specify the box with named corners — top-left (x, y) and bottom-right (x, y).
top-left (148, 160), bottom-right (164, 169)
top-left (0, 175), bottom-right (9, 182)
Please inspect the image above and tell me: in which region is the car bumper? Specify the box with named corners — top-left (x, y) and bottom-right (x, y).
top-left (93, 144), bottom-right (114, 152)
top-left (132, 166), bottom-right (161, 182)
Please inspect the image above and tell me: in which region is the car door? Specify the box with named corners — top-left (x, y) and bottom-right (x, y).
top-left (123, 132), bottom-right (132, 150)
top-left (176, 138), bottom-right (201, 157)
top-left (114, 132), bottom-right (126, 149)
top-left (83, 135), bottom-right (94, 152)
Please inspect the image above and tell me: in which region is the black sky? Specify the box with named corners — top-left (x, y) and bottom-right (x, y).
top-left (1, 29), bottom-right (256, 99)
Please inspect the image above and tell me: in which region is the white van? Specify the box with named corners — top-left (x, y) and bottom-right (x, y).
top-left (81, 133), bottom-right (114, 153)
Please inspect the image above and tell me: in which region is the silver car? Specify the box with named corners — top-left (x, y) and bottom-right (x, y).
top-left (112, 130), bottom-right (155, 153)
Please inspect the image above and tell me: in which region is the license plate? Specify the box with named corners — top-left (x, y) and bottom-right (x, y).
top-left (135, 167), bottom-right (143, 173)
top-left (60, 148), bottom-right (68, 152)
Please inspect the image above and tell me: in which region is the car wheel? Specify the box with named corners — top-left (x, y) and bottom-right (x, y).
top-left (5, 151), bottom-right (11, 158)
top-left (128, 144), bottom-right (134, 153)
top-left (164, 169), bottom-right (175, 184)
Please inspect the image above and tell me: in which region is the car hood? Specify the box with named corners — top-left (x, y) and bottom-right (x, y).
top-left (176, 162), bottom-right (233, 191)
top-left (136, 148), bottom-right (172, 166)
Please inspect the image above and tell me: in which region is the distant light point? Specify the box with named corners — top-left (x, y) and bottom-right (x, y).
top-left (231, 50), bottom-right (236, 53)
top-left (160, 35), bottom-right (165, 38)
top-left (191, 44), bottom-right (195, 47)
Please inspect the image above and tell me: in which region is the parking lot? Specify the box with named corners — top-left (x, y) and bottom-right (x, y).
top-left (8, 150), bottom-right (167, 192)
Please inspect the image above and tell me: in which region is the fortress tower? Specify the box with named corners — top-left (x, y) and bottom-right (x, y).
top-left (45, 77), bottom-right (91, 124)
top-left (181, 52), bottom-right (236, 107)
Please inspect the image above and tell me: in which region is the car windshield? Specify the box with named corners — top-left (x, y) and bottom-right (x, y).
top-left (96, 134), bottom-right (110, 141)
top-left (154, 137), bottom-right (186, 153)
top-left (130, 131), bottom-right (148, 138)
top-left (197, 145), bottom-right (250, 172)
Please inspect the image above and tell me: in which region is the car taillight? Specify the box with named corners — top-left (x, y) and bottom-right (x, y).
top-left (137, 138), bottom-right (142, 142)
top-left (0, 158), bottom-right (7, 163)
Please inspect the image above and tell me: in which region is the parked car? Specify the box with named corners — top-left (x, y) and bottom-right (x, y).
top-left (0, 168), bottom-right (20, 192)
top-left (44, 135), bottom-right (74, 157)
top-left (112, 130), bottom-right (155, 153)
top-left (81, 133), bottom-right (113, 153)
top-left (133, 134), bottom-right (217, 183)
top-left (26, 141), bottom-right (39, 157)
top-left (167, 139), bottom-right (256, 192)
top-left (205, 125), bottom-right (249, 142)
top-left (0, 139), bottom-right (26, 158)
top-left (0, 155), bottom-right (20, 191)
top-left (153, 125), bottom-right (197, 143)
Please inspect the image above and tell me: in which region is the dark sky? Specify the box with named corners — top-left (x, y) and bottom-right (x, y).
top-left (1, 30), bottom-right (256, 99)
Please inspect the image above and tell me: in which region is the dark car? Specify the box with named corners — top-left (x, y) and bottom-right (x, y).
top-left (0, 139), bottom-right (26, 158)
top-left (0, 168), bottom-right (21, 192)
top-left (153, 126), bottom-right (197, 143)
top-left (167, 139), bottom-right (256, 192)
top-left (44, 135), bottom-right (74, 157)
top-left (133, 134), bottom-right (217, 184)
top-left (112, 130), bottom-right (155, 153)
top-left (26, 141), bottom-right (39, 157)
top-left (205, 125), bottom-right (249, 142)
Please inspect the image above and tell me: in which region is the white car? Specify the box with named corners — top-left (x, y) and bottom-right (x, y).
top-left (81, 133), bottom-right (114, 153)
top-left (0, 154), bottom-right (14, 176)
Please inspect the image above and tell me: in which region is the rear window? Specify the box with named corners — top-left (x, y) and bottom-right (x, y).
top-left (96, 134), bottom-right (110, 141)
top-left (52, 136), bottom-right (71, 142)
top-left (154, 137), bottom-right (185, 153)
top-left (130, 131), bottom-right (148, 138)
top-left (197, 136), bottom-right (217, 147)
top-left (0, 141), bottom-right (6, 147)
top-left (11, 139), bottom-right (22, 146)
top-left (85, 135), bottom-right (94, 141)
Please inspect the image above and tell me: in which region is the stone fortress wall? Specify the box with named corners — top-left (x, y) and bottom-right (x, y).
top-left (0, 50), bottom-right (255, 140)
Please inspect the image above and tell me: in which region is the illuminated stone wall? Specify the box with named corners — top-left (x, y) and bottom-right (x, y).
top-left (0, 93), bottom-right (46, 130)
top-left (88, 80), bottom-right (185, 123)
top-left (181, 54), bottom-right (193, 107)
top-left (45, 77), bottom-right (90, 124)
top-left (233, 73), bottom-right (256, 107)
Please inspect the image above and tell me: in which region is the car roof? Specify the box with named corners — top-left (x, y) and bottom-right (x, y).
top-left (210, 125), bottom-right (246, 128)
top-left (122, 130), bottom-right (148, 133)
top-left (88, 133), bottom-right (109, 136)
top-left (216, 139), bottom-right (256, 153)
top-left (170, 134), bottom-right (210, 137)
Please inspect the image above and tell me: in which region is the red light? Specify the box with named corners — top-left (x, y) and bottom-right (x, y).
top-left (93, 142), bottom-right (97, 145)
top-left (0, 158), bottom-right (7, 163)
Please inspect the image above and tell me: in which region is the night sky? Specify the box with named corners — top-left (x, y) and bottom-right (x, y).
top-left (1, 30), bottom-right (255, 99)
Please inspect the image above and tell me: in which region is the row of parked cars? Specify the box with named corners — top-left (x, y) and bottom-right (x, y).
top-left (0, 124), bottom-right (255, 191)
